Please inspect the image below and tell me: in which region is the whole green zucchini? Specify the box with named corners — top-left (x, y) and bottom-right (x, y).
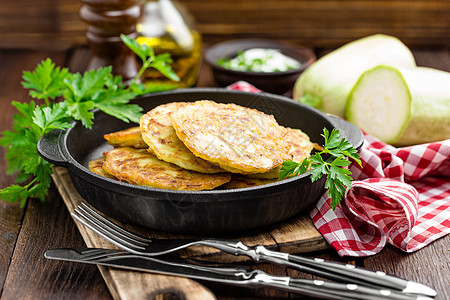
top-left (293, 34), bottom-right (416, 117)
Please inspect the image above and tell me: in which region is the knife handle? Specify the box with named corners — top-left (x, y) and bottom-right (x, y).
top-left (254, 245), bottom-right (436, 297)
top-left (288, 254), bottom-right (405, 289)
top-left (246, 272), bottom-right (429, 300)
top-left (285, 278), bottom-right (431, 300)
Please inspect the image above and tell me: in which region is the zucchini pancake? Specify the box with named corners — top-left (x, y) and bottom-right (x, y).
top-left (245, 127), bottom-right (315, 179)
top-left (170, 100), bottom-right (291, 174)
top-left (140, 102), bottom-right (224, 173)
top-left (88, 157), bottom-right (116, 179)
top-left (102, 147), bottom-right (231, 191)
top-left (104, 126), bottom-right (148, 149)
top-left (90, 100), bottom-right (316, 191)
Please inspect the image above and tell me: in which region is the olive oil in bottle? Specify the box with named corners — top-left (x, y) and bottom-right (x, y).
top-left (136, 0), bottom-right (202, 88)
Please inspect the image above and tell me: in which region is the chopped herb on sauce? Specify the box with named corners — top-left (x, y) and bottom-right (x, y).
top-left (218, 48), bottom-right (301, 72)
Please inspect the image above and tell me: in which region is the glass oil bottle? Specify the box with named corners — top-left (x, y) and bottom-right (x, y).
top-left (136, 0), bottom-right (202, 88)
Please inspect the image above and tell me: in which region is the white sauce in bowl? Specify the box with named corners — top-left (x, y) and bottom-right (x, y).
top-left (218, 48), bottom-right (301, 72)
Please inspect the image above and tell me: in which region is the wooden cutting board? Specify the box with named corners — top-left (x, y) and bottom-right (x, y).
top-left (51, 166), bottom-right (328, 300)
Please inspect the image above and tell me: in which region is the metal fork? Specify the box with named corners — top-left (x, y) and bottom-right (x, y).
top-left (71, 202), bottom-right (437, 297)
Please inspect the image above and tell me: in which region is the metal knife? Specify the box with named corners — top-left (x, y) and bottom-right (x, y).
top-left (44, 248), bottom-right (434, 300)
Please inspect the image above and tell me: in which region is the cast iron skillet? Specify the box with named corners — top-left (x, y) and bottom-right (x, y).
top-left (37, 88), bottom-right (363, 234)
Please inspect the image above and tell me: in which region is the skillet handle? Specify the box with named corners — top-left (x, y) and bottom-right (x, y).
top-left (326, 114), bottom-right (364, 150)
top-left (37, 129), bottom-right (69, 167)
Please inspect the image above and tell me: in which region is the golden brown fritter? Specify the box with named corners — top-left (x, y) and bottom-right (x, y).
top-left (102, 147), bottom-right (231, 191)
top-left (221, 175), bottom-right (278, 189)
top-left (284, 127), bottom-right (314, 163)
top-left (170, 100), bottom-right (291, 174)
top-left (140, 102), bottom-right (224, 173)
top-left (245, 127), bottom-right (315, 179)
top-left (244, 166), bottom-right (281, 179)
top-left (104, 126), bottom-right (148, 149)
top-left (88, 157), bottom-right (116, 179)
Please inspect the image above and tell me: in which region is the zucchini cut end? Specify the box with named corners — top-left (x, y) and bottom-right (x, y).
top-left (346, 65), bottom-right (411, 144)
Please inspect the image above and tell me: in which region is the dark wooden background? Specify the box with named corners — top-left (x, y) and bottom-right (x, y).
top-left (0, 0), bottom-right (449, 50)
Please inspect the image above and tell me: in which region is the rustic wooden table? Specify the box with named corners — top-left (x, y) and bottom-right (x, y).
top-left (0, 45), bottom-right (449, 299)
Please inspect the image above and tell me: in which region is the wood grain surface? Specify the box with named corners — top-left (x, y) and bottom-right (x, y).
top-left (1, 0), bottom-right (449, 50)
top-left (186, 0), bottom-right (450, 47)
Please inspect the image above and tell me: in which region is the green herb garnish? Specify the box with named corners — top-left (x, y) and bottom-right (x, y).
top-left (0, 34), bottom-right (179, 207)
top-left (121, 34), bottom-right (180, 85)
top-left (279, 128), bottom-right (361, 210)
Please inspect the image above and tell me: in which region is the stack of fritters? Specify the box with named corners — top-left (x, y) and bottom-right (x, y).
top-left (140, 102), bottom-right (224, 173)
top-left (89, 100), bottom-right (315, 191)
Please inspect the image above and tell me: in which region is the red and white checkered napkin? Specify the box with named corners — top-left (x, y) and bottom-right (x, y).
top-left (227, 81), bottom-right (262, 93)
top-left (311, 135), bottom-right (450, 257)
top-left (227, 81), bottom-right (450, 257)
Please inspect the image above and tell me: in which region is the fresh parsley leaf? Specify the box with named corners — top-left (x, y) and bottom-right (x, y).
top-left (151, 53), bottom-right (180, 82)
top-left (1, 36), bottom-right (179, 206)
top-left (0, 115), bottom-right (54, 208)
top-left (121, 34), bottom-right (180, 84)
top-left (1, 133), bottom-right (34, 176)
top-left (95, 102), bottom-right (142, 124)
top-left (62, 66), bottom-right (143, 128)
top-left (137, 82), bottom-right (179, 94)
top-left (0, 184), bottom-right (29, 206)
top-left (32, 102), bottom-right (72, 134)
top-left (0, 166), bottom-right (52, 207)
top-left (63, 67), bottom-right (112, 102)
top-left (121, 34), bottom-right (153, 62)
top-left (22, 58), bottom-right (70, 105)
top-left (0, 101), bottom-right (38, 175)
top-left (326, 176), bottom-right (346, 210)
top-left (322, 127), bottom-right (339, 148)
top-left (279, 128), bottom-right (361, 210)
top-left (309, 161), bottom-right (327, 182)
top-left (11, 101), bottom-right (37, 129)
top-left (66, 101), bottom-right (95, 128)
top-left (279, 160), bottom-right (304, 179)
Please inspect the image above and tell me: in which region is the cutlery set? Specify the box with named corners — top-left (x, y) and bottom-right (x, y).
top-left (45, 203), bottom-right (437, 299)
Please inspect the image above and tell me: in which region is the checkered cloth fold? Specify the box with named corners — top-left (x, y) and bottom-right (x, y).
top-left (228, 81), bottom-right (450, 257)
top-left (311, 136), bottom-right (450, 257)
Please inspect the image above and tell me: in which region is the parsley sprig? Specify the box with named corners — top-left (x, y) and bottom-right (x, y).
top-left (279, 128), bottom-right (361, 210)
top-left (0, 35), bottom-right (179, 207)
top-left (121, 35), bottom-right (179, 86)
